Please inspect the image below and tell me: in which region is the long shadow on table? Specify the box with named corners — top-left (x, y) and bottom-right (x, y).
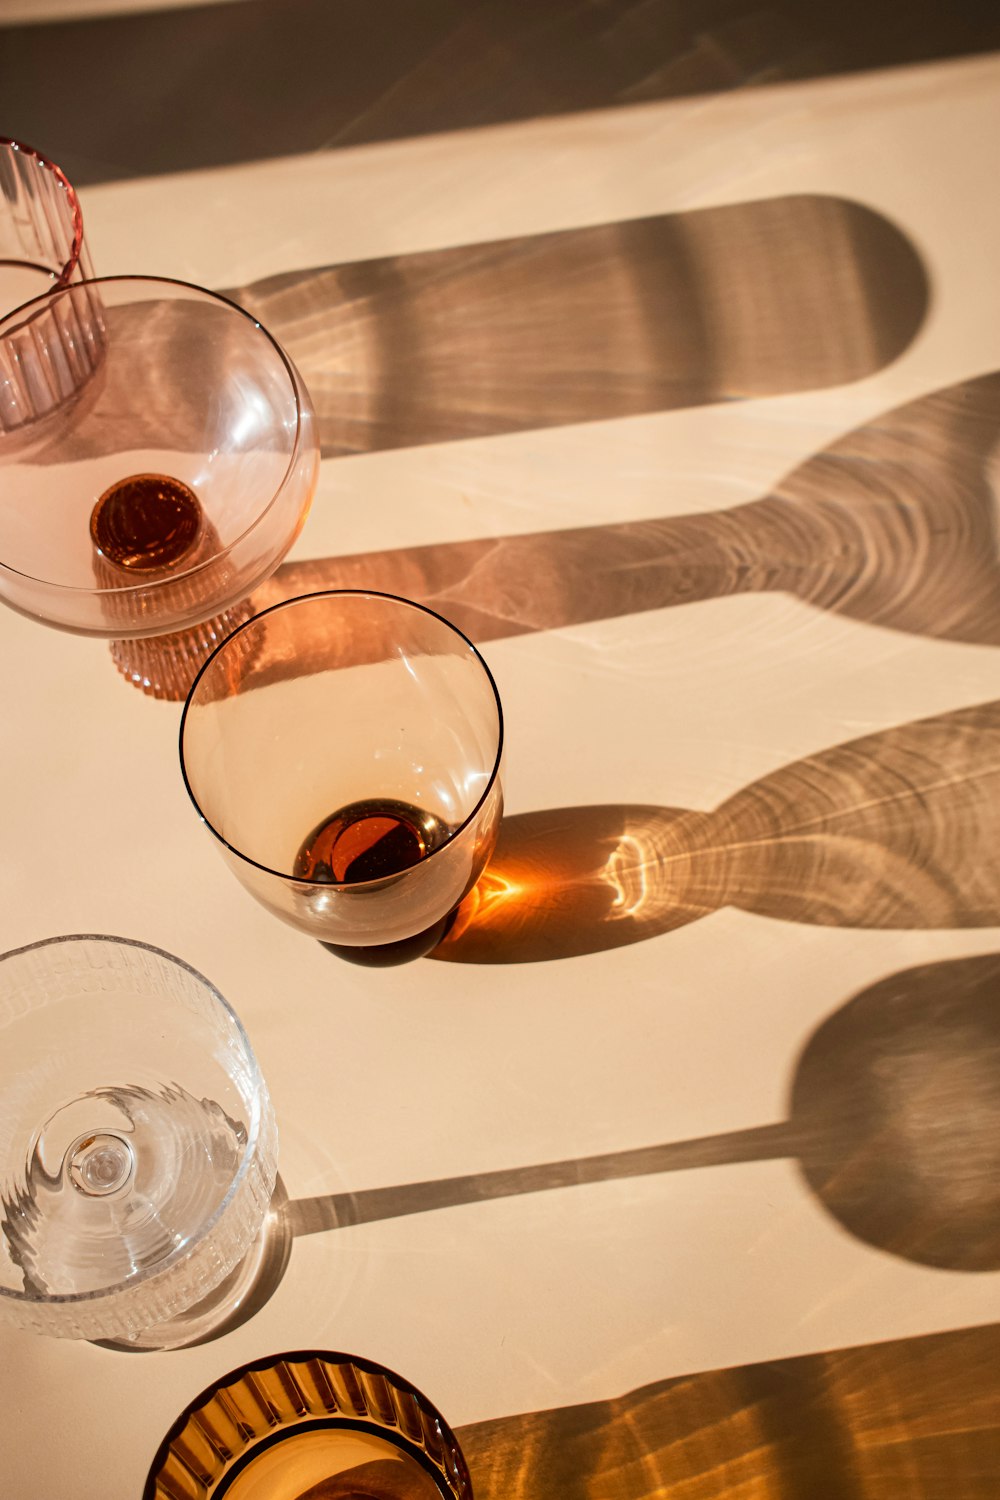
top-left (432, 698), bottom-right (1000, 963)
top-left (229, 196), bottom-right (927, 455)
top-left (197, 951), bottom-right (1000, 1348)
top-left (288, 953), bottom-right (1000, 1274)
top-left (458, 1319), bottom-right (1000, 1500)
top-left (35, 197), bottom-right (926, 472)
top-left (264, 371), bottom-right (1000, 648)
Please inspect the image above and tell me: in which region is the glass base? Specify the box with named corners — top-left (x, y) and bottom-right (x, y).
top-left (320, 910), bottom-right (457, 967)
top-left (108, 597), bottom-right (259, 701)
top-left (93, 1177), bottom-right (291, 1352)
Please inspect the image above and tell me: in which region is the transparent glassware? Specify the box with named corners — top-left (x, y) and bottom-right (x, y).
top-left (180, 590), bottom-right (504, 966)
top-left (0, 934), bottom-right (277, 1347)
top-left (0, 275), bottom-right (319, 698)
top-left (144, 1350), bottom-right (473, 1499)
top-left (0, 136), bottom-right (105, 430)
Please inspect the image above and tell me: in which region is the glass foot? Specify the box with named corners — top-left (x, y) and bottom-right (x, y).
top-left (94, 1177), bottom-right (292, 1353)
top-left (108, 597), bottom-right (259, 701)
top-left (320, 910), bottom-right (457, 967)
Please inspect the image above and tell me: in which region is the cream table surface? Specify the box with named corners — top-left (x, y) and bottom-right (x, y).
top-left (1, 15), bottom-right (1000, 1498)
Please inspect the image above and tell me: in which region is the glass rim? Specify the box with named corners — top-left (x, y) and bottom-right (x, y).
top-left (179, 589), bottom-right (505, 893)
top-left (143, 1347), bottom-right (472, 1500)
top-left (0, 274), bottom-right (312, 603)
top-left (0, 136), bottom-right (86, 289)
top-left (0, 931), bottom-right (271, 1312)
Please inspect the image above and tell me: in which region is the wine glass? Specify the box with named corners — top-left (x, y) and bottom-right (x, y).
top-left (0, 136), bottom-right (105, 430)
top-left (0, 275), bottom-right (319, 698)
top-left (180, 590), bottom-right (504, 966)
top-left (145, 1349), bottom-right (473, 1499)
top-left (0, 934), bottom-right (278, 1348)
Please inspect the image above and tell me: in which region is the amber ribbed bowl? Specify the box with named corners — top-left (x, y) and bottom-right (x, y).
top-left (145, 1350), bottom-right (473, 1499)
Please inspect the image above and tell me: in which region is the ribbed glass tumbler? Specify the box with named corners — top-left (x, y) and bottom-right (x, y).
top-left (0, 136), bottom-right (104, 430)
top-left (145, 1350), bottom-right (473, 1499)
top-left (0, 935), bottom-right (277, 1348)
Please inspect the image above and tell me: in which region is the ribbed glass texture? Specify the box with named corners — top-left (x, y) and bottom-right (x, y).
top-left (145, 1351), bottom-right (473, 1499)
top-left (0, 137), bottom-right (105, 431)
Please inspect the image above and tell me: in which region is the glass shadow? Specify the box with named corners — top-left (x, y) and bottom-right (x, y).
top-left (266, 371), bottom-right (1000, 648)
top-left (31, 200), bottom-right (926, 468)
top-left (230, 197), bottom-right (927, 455)
top-left (432, 698), bottom-right (1000, 963)
top-left (458, 1320), bottom-right (1000, 1500)
top-left (287, 953), bottom-right (1000, 1272)
top-left (167, 950), bottom-right (1000, 1345)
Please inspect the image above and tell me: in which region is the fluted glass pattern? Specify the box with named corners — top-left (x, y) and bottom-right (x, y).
top-left (146, 1351), bottom-right (473, 1499)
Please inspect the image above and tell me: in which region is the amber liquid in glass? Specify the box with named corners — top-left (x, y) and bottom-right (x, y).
top-left (90, 472), bottom-right (202, 572)
top-left (294, 798), bottom-right (450, 884)
top-left (217, 1426), bottom-right (449, 1500)
top-left (295, 798), bottom-right (455, 965)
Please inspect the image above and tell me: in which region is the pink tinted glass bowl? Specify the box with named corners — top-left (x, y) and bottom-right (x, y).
top-left (0, 275), bottom-right (318, 698)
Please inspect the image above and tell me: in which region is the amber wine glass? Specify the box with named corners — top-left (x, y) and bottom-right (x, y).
top-left (0, 935), bottom-right (277, 1349)
top-left (180, 590), bottom-right (504, 965)
top-left (0, 275), bottom-right (318, 698)
top-left (145, 1349), bottom-right (473, 1498)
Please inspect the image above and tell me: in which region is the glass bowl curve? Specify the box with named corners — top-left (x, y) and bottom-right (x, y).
top-left (179, 590), bottom-right (504, 955)
top-left (0, 275), bottom-right (318, 636)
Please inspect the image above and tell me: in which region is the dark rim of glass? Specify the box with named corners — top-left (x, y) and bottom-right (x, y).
top-left (178, 590), bottom-right (504, 892)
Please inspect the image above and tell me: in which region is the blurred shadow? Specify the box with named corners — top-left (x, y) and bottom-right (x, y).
top-left (431, 698), bottom-right (1000, 964)
top-left (266, 372), bottom-right (1000, 647)
top-left (5, 0), bottom-right (999, 185)
top-left (459, 1321), bottom-right (1000, 1499)
top-left (230, 196), bottom-right (927, 453)
top-left (791, 954), bottom-right (1000, 1271)
top-left (286, 954), bottom-right (1000, 1271)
